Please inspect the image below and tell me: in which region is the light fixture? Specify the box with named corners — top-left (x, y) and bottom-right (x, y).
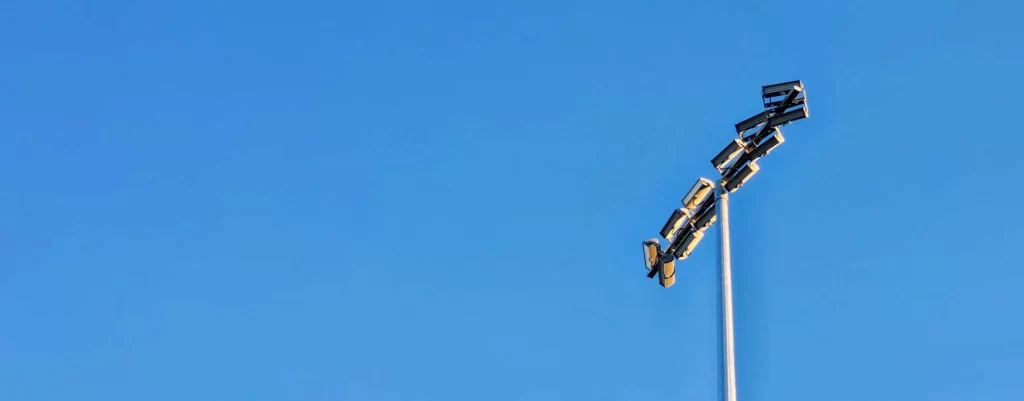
top-left (735, 110), bottom-right (769, 134)
top-left (681, 178), bottom-right (715, 211)
top-left (762, 80), bottom-right (803, 99)
top-left (768, 106), bottom-right (808, 128)
top-left (723, 161), bottom-right (760, 193)
top-left (643, 239), bottom-right (661, 278)
top-left (711, 139), bottom-right (749, 172)
top-left (672, 229), bottom-right (705, 260)
top-left (659, 255), bottom-right (676, 288)
top-left (660, 209), bottom-right (691, 241)
top-left (665, 225), bottom-right (692, 256)
top-left (764, 86), bottom-right (804, 110)
top-left (643, 239), bottom-right (659, 270)
top-left (691, 204), bottom-right (717, 232)
top-left (637, 79), bottom-right (815, 401)
top-left (722, 151), bottom-right (751, 178)
top-left (748, 129), bottom-right (785, 160)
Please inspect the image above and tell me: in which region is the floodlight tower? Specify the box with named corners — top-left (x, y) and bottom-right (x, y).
top-left (640, 80), bottom-right (809, 401)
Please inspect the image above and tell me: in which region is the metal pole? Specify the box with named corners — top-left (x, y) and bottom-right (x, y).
top-left (716, 182), bottom-right (737, 401)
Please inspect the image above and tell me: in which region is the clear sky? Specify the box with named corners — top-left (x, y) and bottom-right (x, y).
top-left (2, 1), bottom-right (1023, 400)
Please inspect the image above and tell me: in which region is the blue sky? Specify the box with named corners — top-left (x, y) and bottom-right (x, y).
top-left (2, 0), bottom-right (1023, 400)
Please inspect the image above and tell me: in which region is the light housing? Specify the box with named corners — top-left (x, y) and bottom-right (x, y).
top-left (711, 139), bottom-right (748, 172)
top-left (691, 189), bottom-right (717, 218)
top-left (672, 229), bottom-right (705, 260)
top-left (681, 178), bottom-right (715, 211)
top-left (643, 238), bottom-right (661, 278)
top-left (745, 122), bottom-right (773, 146)
top-left (735, 110), bottom-right (769, 134)
top-left (762, 80), bottom-right (803, 99)
top-left (765, 95), bottom-right (805, 109)
top-left (750, 124), bottom-right (780, 145)
top-left (724, 161), bottom-right (760, 193)
top-left (665, 225), bottom-right (691, 256)
top-left (768, 106), bottom-right (808, 128)
top-left (749, 130), bottom-right (785, 161)
top-left (691, 204), bottom-right (717, 232)
top-left (764, 86), bottom-right (804, 109)
top-left (658, 255), bottom-right (676, 288)
top-left (722, 150), bottom-right (751, 178)
top-left (660, 209), bottom-right (690, 241)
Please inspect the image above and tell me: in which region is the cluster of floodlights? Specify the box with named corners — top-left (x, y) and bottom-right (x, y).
top-left (643, 80), bottom-right (809, 288)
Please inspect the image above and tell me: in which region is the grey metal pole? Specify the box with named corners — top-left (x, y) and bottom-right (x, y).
top-left (716, 182), bottom-right (737, 401)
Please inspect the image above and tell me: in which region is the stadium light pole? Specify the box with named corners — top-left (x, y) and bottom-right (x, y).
top-left (716, 181), bottom-right (737, 401)
top-left (639, 80), bottom-right (809, 401)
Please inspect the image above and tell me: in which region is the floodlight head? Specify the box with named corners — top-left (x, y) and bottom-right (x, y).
top-left (750, 125), bottom-right (779, 145)
top-left (722, 150), bottom-right (751, 179)
top-left (672, 229), bottom-right (705, 260)
top-left (642, 239), bottom-right (661, 275)
top-left (666, 222), bottom-right (692, 252)
top-left (765, 96), bottom-right (806, 110)
top-left (764, 87), bottom-right (805, 110)
top-left (660, 209), bottom-right (690, 241)
top-left (749, 129), bottom-right (785, 161)
top-left (768, 106), bottom-right (809, 128)
top-left (711, 139), bottom-right (748, 172)
top-left (762, 80), bottom-right (803, 99)
top-left (735, 110), bottom-right (769, 134)
top-left (681, 178), bottom-right (715, 211)
top-left (691, 204), bottom-right (717, 232)
top-left (692, 189), bottom-right (717, 217)
top-left (667, 196), bottom-right (716, 261)
top-left (723, 161), bottom-right (760, 193)
top-left (658, 255), bottom-right (676, 288)
top-left (745, 123), bottom-right (773, 146)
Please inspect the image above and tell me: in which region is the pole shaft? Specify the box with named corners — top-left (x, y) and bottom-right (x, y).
top-left (716, 183), bottom-right (737, 401)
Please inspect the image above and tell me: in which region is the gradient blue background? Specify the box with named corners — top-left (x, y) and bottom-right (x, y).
top-left (3, 1), bottom-right (1022, 400)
